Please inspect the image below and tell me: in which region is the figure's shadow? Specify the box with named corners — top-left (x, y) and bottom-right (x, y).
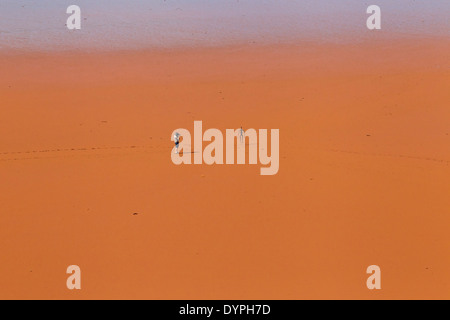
top-left (178, 151), bottom-right (200, 155)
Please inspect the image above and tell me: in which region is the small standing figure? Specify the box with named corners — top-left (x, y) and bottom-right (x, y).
top-left (174, 132), bottom-right (181, 154)
top-left (239, 126), bottom-right (244, 143)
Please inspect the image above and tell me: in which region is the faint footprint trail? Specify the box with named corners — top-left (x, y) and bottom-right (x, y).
top-left (0, 145), bottom-right (161, 162)
top-left (329, 149), bottom-right (450, 166)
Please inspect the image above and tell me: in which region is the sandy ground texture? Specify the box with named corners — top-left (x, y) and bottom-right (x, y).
top-left (0, 38), bottom-right (449, 299)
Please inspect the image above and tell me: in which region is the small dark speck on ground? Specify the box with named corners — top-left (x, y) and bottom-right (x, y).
top-left (366, 134), bottom-right (371, 137)
top-left (132, 213), bottom-right (139, 216)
